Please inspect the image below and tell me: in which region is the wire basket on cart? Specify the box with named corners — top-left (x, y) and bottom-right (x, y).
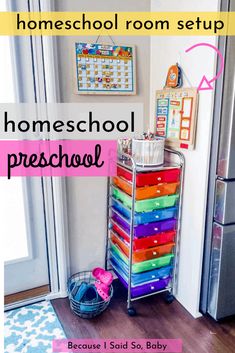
top-left (67, 271), bottom-right (113, 319)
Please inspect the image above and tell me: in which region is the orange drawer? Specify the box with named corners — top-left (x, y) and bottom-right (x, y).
top-left (113, 176), bottom-right (179, 200)
top-left (111, 231), bottom-right (129, 257)
top-left (110, 231), bottom-right (175, 263)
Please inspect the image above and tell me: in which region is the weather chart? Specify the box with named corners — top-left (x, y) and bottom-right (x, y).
top-left (74, 42), bottom-right (136, 95)
top-left (156, 88), bottom-right (198, 150)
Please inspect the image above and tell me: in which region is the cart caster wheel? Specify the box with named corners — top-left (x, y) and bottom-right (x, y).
top-left (165, 293), bottom-right (175, 304)
top-left (128, 307), bottom-right (137, 316)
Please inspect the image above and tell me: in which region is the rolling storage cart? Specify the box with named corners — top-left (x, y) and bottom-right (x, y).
top-left (105, 148), bottom-right (185, 316)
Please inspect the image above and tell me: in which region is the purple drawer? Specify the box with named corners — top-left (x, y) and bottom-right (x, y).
top-left (111, 210), bottom-right (176, 238)
top-left (115, 270), bottom-right (171, 298)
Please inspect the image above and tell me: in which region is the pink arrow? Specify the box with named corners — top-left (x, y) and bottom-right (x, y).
top-left (185, 43), bottom-right (224, 91)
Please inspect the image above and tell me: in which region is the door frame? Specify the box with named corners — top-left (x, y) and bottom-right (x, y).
top-left (199, 0), bottom-right (229, 315)
top-left (5, 0), bottom-right (69, 310)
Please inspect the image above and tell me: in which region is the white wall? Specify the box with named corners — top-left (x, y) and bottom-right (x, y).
top-left (150, 0), bottom-right (220, 317)
top-left (55, 0), bottom-right (150, 274)
top-left (56, 0), bottom-right (221, 317)
top-left (55, 0), bottom-right (151, 121)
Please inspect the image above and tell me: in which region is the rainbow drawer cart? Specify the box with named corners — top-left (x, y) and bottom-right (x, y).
top-left (105, 148), bottom-right (185, 316)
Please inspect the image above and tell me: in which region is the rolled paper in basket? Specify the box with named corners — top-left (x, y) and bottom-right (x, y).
top-left (132, 138), bottom-right (165, 166)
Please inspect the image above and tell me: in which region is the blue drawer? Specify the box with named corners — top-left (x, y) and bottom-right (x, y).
top-left (110, 251), bottom-right (173, 286)
top-left (112, 198), bottom-right (177, 225)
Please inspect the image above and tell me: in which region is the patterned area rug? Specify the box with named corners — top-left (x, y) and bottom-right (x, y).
top-left (4, 301), bottom-right (66, 353)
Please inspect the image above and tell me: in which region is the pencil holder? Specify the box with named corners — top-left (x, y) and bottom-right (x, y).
top-left (132, 138), bottom-right (165, 166)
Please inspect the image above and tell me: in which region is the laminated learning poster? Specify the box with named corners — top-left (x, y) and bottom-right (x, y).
top-left (74, 42), bottom-right (136, 95)
top-left (156, 88), bottom-right (199, 150)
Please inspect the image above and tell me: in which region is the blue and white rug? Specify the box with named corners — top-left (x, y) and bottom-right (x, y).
top-left (4, 301), bottom-right (66, 353)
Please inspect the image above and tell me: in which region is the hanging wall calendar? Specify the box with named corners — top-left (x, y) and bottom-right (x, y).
top-left (74, 42), bottom-right (136, 95)
top-left (155, 88), bottom-right (199, 150)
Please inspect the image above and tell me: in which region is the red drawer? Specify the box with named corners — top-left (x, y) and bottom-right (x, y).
top-left (117, 166), bottom-right (181, 187)
top-left (111, 231), bottom-right (175, 263)
top-left (111, 220), bottom-right (176, 251)
top-left (134, 231), bottom-right (176, 251)
top-left (113, 176), bottom-right (179, 200)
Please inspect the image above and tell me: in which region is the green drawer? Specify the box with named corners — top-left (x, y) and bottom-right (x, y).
top-left (110, 242), bottom-right (174, 274)
top-left (112, 186), bottom-right (179, 212)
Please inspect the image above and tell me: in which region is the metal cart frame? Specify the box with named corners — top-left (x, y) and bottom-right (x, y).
top-left (105, 148), bottom-right (185, 316)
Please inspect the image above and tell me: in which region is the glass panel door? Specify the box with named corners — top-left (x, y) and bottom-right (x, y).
top-left (2, 0), bottom-right (50, 304)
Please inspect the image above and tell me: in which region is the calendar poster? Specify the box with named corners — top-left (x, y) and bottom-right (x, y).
top-left (74, 42), bottom-right (136, 95)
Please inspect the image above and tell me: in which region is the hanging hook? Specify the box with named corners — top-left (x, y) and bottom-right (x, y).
top-left (177, 50), bottom-right (194, 87)
top-left (108, 35), bottom-right (116, 46)
top-left (177, 51), bottom-right (182, 66)
top-left (95, 34), bottom-right (101, 44)
top-left (95, 34), bottom-right (116, 46)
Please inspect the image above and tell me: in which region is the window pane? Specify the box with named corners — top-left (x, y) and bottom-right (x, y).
top-left (0, 36), bottom-right (15, 103)
top-left (2, 179), bottom-right (29, 262)
top-left (0, 1), bottom-right (15, 103)
top-left (0, 1), bottom-right (6, 11)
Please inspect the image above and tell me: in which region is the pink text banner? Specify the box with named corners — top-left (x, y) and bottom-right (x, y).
top-left (52, 339), bottom-right (182, 353)
top-left (0, 140), bottom-right (117, 179)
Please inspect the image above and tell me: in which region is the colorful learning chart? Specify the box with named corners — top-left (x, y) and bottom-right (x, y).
top-left (74, 42), bottom-right (136, 95)
top-left (155, 88), bottom-right (198, 150)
